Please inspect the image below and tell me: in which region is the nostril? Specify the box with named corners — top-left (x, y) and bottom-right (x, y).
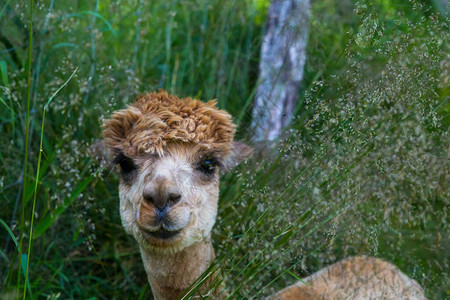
top-left (144, 195), bottom-right (154, 204)
top-left (168, 193), bottom-right (181, 205)
top-left (142, 191), bottom-right (154, 204)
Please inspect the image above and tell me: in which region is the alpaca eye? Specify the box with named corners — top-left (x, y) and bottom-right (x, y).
top-left (114, 153), bottom-right (137, 175)
top-left (197, 157), bottom-right (218, 175)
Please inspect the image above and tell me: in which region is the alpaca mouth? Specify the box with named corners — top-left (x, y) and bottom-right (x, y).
top-left (142, 228), bottom-right (181, 240)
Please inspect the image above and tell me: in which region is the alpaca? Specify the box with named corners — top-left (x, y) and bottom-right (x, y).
top-left (96, 91), bottom-right (426, 299)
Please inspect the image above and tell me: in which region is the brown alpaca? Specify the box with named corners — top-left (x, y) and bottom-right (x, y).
top-left (97, 91), bottom-right (426, 299)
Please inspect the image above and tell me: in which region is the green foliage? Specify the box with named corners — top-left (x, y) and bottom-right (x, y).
top-left (0, 0), bottom-right (448, 299)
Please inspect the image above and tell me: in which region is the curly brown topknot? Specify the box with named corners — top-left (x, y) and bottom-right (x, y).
top-left (103, 91), bottom-right (236, 157)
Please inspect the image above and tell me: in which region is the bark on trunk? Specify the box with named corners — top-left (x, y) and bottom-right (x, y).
top-left (252, 0), bottom-right (310, 142)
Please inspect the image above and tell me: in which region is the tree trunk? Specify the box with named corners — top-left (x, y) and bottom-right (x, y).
top-left (252, 0), bottom-right (310, 142)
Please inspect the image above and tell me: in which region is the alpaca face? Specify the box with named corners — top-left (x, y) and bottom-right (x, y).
top-left (98, 92), bottom-right (252, 253)
top-left (117, 142), bottom-right (225, 253)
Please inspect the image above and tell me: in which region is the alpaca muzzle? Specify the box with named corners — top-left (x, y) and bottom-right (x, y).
top-left (137, 199), bottom-right (190, 241)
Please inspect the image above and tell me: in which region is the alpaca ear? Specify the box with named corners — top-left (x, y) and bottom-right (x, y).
top-left (222, 141), bottom-right (253, 171)
top-left (89, 140), bottom-right (113, 167)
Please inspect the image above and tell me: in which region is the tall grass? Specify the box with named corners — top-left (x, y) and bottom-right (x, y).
top-left (0, 0), bottom-right (448, 299)
top-left (21, 0), bottom-right (33, 296)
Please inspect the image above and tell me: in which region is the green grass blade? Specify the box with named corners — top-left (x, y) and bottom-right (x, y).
top-left (22, 67), bottom-right (78, 299)
top-left (0, 248), bottom-right (8, 262)
top-left (44, 67), bottom-right (78, 109)
top-left (20, 254), bottom-right (33, 298)
top-left (0, 218), bottom-right (19, 251)
top-left (0, 96), bottom-right (14, 114)
top-left (0, 60), bottom-right (9, 86)
top-left (18, 0), bottom-right (34, 295)
top-left (0, 0), bottom-right (12, 20)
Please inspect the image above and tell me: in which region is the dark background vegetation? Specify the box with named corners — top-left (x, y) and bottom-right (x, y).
top-left (0, 0), bottom-right (448, 299)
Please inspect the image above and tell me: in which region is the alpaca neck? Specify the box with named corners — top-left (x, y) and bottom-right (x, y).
top-left (140, 238), bottom-right (219, 300)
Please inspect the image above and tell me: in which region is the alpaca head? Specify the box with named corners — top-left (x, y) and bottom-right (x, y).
top-left (97, 91), bottom-right (252, 253)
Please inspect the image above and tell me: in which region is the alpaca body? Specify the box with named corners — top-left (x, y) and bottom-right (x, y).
top-left (270, 256), bottom-right (425, 300)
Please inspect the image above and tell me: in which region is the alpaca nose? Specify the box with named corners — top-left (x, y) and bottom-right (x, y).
top-left (142, 186), bottom-right (182, 211)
